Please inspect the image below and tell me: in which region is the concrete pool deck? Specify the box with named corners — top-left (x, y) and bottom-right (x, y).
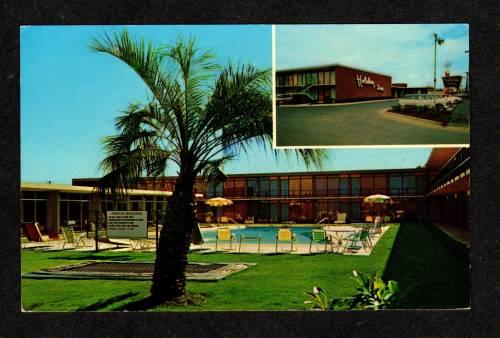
top-left (22, 225), bottom-right (391, 256)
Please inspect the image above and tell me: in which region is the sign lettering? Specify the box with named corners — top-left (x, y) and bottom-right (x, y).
top-left (356, 74), bottom-right (385, 92)
top-left (107, 211), bottom-right (148, 238)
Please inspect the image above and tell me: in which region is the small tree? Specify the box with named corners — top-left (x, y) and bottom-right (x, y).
top-left (91, 31), bottom-right (326, 304)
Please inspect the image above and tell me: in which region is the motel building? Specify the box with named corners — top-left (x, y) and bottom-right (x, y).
top-left (275, 63), bottom-right (436, 104)
top-left (276, 64), bottom-right (392, 103)
top-left (20, 147), bottom-right (470, 235)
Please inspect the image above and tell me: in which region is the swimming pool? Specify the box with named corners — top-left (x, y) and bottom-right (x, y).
top-left (201, 226), bottom-right (318, 244)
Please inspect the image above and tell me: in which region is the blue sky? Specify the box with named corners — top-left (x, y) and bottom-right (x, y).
top-left (21, 25), bottom-right (432, 184)
top-left (276, 24), bottom-right (469, 87)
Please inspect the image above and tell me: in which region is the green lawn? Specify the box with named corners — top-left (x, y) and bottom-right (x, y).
top-left (21, 222), bottom-right (469, 311)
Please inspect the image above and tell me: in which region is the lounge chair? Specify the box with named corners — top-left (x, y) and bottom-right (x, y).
top-left (239, 233), bottom-right (262, 253)
top-left (215, 228), bottom-right (235, 251)
top-left (334, 212), bottom-right (347, 224)
top-left (244, 216), bottom-right (254, 224)
top-left (309, 229), bottom-right (329, 253)
top-left (344, 228), bottom-right (372, 253)
top-left (21, 222), bottom-right (53, 248)
top-left (275, 228), bottom-right (297, 253)
top-left (61, 226), bottom-right (87, 249)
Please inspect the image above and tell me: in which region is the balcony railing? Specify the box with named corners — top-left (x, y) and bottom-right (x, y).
top-left (205, 187), bottom-right (424, 199)
top-left (426, 150), bottom-right (470, 194)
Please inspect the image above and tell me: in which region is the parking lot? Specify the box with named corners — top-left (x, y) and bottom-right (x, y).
top-left (275, 99), bottom-right (470, 146)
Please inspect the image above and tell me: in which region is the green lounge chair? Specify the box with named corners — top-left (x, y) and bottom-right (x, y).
top-left (309, 229), bottom-right (329, 253)
top-left (61, 226), bottom-right (87, 249)
top-left (344, 229), bottom-right (372, 253)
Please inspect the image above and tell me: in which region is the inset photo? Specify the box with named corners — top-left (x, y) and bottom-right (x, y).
top-left (274, 24), bottom-right (470, 147)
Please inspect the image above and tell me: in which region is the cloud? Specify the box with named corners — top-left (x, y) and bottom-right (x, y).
top-left (276, 24), bottom-right (469, 87)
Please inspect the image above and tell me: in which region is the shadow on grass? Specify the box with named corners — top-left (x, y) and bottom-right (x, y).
top-left (113, 292), bottom-right (208, 311)
top-left (383, 221), bottom-right (469, 309)
top-left (76, 292), bottom-right (139, 311)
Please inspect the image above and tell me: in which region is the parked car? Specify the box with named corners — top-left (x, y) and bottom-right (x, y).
top-left (440, 95), bottom-right (462, 104)
top-left (399, 94), bottom-right (455, 113)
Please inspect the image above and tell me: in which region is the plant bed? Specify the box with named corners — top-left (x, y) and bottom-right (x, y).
top-left (389, 105), bottom-right (452, 126)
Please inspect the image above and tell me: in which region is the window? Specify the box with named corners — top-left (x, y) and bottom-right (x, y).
top-left (301, 176), bottom-right (313, 197)
top-left (289, 177), bottom-right (300, 197)
top-left (314, 176), bottom-right (328, 197)
top-left (403, 175), bottom-right (416, 195)
top-left (328, 177), bottom-right (339, 195)
top-left (339, 178), bottom-right (349, 196)
top-left (247, 178), bottom-right (258, 197)
top-left (361, 175), bottom-right (373, 195)
top-left (311, 72), bottom-right (317, 84)
top-left (280, 178), bottom-right (289, 197)
top-left (389, 175), bottom-right (402, 195)
top-left (270, 178), bottom-right (279, 197)
top-left (351, 177), bottom-right (360, 196)
top-left (318, 71), bottom-right (324, 85)
top-left (259, 178), bottom-right (270, 197)
top-left (293, 74), bottom-right (298, 86)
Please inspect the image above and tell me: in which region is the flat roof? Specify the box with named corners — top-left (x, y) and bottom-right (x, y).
top-left (21, 182), bottom-right (173, 196)
top-left (276, 63), bottom-right (392, 78)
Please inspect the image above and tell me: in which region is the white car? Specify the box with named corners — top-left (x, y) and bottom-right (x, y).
top-left (399, 94), bottom-right (455, 113)
top-left (440, 95), bottom-right (462, 104)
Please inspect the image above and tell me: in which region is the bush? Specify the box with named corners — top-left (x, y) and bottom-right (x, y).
top-left (304, 270), bottom-right (400, 310)
top-left (391, 104), bottom-right (401, 112)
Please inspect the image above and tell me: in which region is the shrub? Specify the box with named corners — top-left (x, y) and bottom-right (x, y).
top-left (391, 104), bottom-right (401, 112)
top-left (304, 270), bottom-right (400, 310)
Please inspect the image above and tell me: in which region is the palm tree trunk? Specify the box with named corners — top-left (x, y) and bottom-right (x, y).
top-left (150, 173), bottom-right (196, 303)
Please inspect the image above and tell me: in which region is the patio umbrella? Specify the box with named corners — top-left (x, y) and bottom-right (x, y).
top-left (363, 194), bottom-right (392, 217)
top-left (204, 197), bottom-right (233, 225)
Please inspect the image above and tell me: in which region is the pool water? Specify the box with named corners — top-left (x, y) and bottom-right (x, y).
top-left (201, 226), bottom-right (317, 244)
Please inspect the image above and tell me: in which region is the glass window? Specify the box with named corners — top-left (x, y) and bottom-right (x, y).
top-left (270, 203), bottom-right (278, 222)
top-left (247, 178), bottom-right (258, 197)
top-left (403, 175), bottom-right (416, 195)
top-left (328, 177), bottom-right (339, 195)
top-left (316, 201), bottom-right (328, 220)
top-left (361, 175), bottom-right (373, 195)
top-left (314, 176), bottom-right (328, 197)
top-left (351, 202), bottom-right (361, 221)
top-left (301, 176), bottom-right (313, 197)
top-left (289, 177), bottom-right (301, 197)
top-left (351, 177), bottom-right (360, 196)
top-left (234, 179), bottom-right (246, 197)
top-left (373, 175), bottom-right (387, 194)
top-left (259, 178), bottom-right (270, 197)
top-left (293, 74), bottom-right (298, 86)
top-left (339, 178), bottom-right (349, 196)
top-left (280, 203), bottom-right (289, 221)
top-left (280, 178), bottom-right (289, 197)
top-left (311, 72), bottom-right (317, 84)
top-left (270, 179), bottom-right (279, 197)
top-left (389, 175), bottom-right (402, 195)
top-left (416, 175), bottom-right (427, 194)
top-left (318, 71), bottom-right (324, 85)
top-left (283, 75), bottom-right (288, 86)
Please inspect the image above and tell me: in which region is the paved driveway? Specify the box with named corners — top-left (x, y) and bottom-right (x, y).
top-left (276, 99), bottom-right (470, 146)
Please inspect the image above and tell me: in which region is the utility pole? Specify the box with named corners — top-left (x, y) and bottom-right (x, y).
top-left (433, 33), bottom-right (445, 96)
top-left (465, 50), bottom-right (469, 95)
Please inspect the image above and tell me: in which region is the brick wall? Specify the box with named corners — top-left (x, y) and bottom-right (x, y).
top-left (335, 66), bottom-right (392, 101)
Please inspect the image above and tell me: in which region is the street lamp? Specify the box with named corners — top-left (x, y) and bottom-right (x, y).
top-left (433, 33), bottom-right (445, 95)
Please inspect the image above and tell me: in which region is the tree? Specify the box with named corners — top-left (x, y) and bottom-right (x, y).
top-left (91, 31), bottom-right (326, 304)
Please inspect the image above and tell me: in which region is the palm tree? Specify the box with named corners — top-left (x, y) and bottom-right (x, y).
top-left (91, 31), bottom-right (326, 304)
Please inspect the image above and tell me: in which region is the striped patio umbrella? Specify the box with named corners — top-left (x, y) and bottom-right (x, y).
top-left (363, 194), bottom-right (392, 216)
top-left (205, 197), bottom-right (233, 225)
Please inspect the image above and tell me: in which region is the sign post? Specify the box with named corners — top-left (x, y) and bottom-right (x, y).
top-left (95, 210), bottom-right (99, 253)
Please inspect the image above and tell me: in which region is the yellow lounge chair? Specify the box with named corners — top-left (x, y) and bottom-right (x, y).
top-left (61, 226), bottom-right (87, 249)
top-left (215, 228), bottom-right (235, 251)
top-left (275, 228), bottom-right (297, 253)
top-left (334, 212), bottom-right (347, 224)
